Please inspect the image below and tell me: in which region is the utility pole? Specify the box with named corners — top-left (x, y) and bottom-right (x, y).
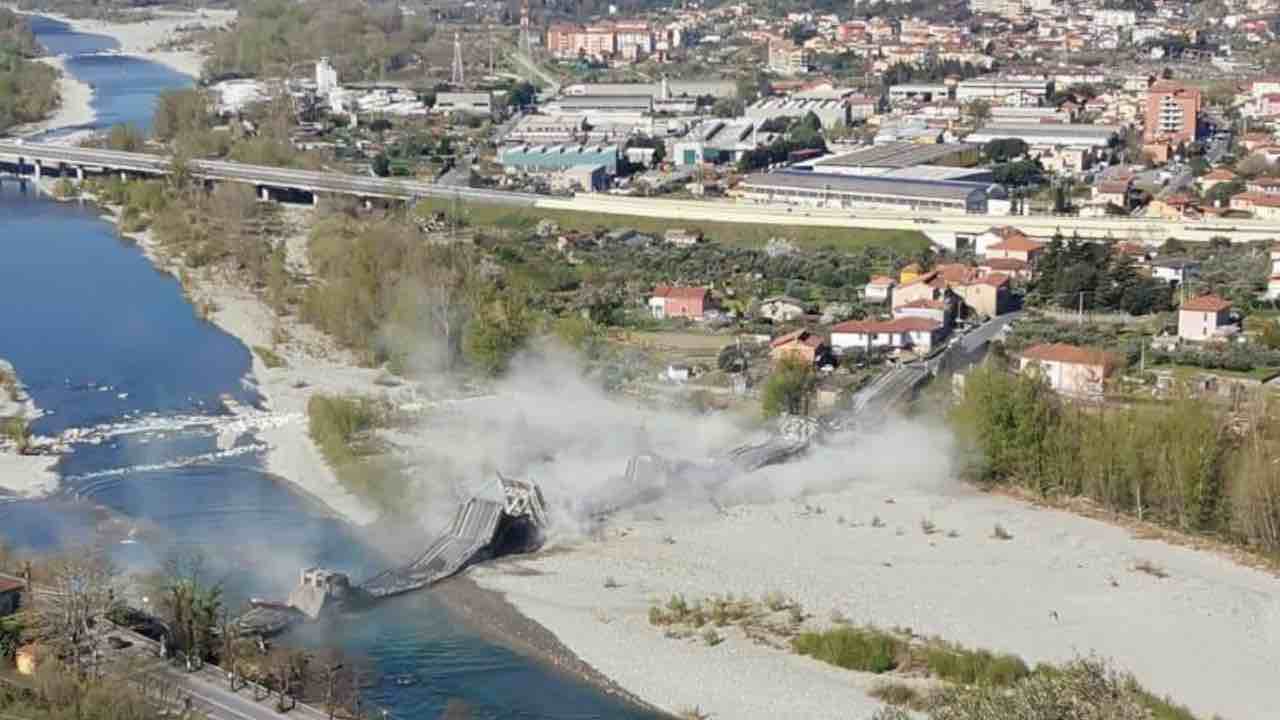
top-left (1078, 290), bottom-right (1084, 324)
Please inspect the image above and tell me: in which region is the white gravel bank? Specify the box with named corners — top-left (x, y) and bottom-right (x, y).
top-left (473, 434), bottom-right (1280, 720)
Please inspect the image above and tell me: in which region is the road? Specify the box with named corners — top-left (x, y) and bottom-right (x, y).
top-left (540, 193), bottom-right (1280, 244)
top-left (4, 140), bottom-right (1278, 244)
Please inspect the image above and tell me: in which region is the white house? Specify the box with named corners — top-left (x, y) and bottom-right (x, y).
top-left (830, 317), bottom-right (946, 354)
top-left (1152, 258), bottom-right (1201, 285)
top-left (864, 276), bottom-right (896, 304)
top-left (757, 296), bottom-right (809, 322)
top-left (1177, 294), bottom-right (1235, 342)
top-left (1019, 343), bottom-right (1118, 398)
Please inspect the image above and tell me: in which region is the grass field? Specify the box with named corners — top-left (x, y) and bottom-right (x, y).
top-left (414, 197), bottom-right (931, 253)
top-left (1151, 362), bottom-right (1280, 383)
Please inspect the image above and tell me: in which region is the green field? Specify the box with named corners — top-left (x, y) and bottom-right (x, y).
top-left (415, 197), bottom-right (931, 253)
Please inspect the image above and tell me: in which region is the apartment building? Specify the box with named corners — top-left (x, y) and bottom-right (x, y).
top-left (768, 39), bottom-right (809, 75)
top-left (547, 21), bottom-right (656, 60)
top-left (1143, 81), bottom-right (1201, 144)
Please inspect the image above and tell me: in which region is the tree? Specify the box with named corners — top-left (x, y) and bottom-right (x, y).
top-left (154, 88), bottom-right (211, 143)
top-left (465, 286), bottom-right (535, 376)
top-left (148, 552), bottom-right (224, 664)
top-left (983, 138), bottom-right (1027, 163)
top-left (761, 354), bottom-right (816, 418)
top-left (371, 153), bottom-right (391, 177)
top-left (22, 551), bottom-right (122, 676)
top-left (106, 123), bottom-right (145, 152)
top-left (718, 344), bottom-right (749, 373)
top-left (508, 81), bottom-right (536, 108)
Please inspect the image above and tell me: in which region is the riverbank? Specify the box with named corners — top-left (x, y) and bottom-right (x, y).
top-left (122, 205), bottom-right (383, 526)
top-left (0, 358), bottom-right (57, 497)
top-left (9, 54), bottom-right (95, 142)
top-left (16, 8), bottom-right (234, 78)
top-left (469, 432), bottom-right (1280, 720)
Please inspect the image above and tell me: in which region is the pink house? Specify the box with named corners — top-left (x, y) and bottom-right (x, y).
top-left (649, 286), bottom-right (710, 320)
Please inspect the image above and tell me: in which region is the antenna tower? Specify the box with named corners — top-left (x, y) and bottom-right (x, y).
top-left (451, 31), bottom-right (465, 86)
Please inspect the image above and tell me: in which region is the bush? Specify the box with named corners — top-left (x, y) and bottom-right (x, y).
top-left (792, 627), bottom-right (905, 674)
top-left (921, 642), bottom-right (1030, 687)
top-left (252, 346), bottom-right (286, 369)
top-left (868, 681), bottom-right (924, 709)
top-left (307, 394), bottom-right (381, 466)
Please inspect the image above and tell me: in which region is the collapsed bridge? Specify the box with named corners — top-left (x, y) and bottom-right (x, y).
top-left (235, 475), bottom-right (548, 637)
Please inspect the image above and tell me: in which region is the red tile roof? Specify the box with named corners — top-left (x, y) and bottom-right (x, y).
top-left (652, 286), bottom-right (708, 300)
top-left (1202, 168), bottom-right (1237, 181)
top-left (976, 273), bottom-right (1011, 287)
top-left (867, 275), bottom-right (896, 286)
top-left (986, 235), bottom-right (1045, 253)
top-left (1021, 343), bottom-right (1117, 368)
top-left (936, 263), bottom-right (979, 284)
top-left (979, 258), bottom-right (1029, 271)
top-left (0, 577), bottom-right (24, 594)
top-left (1180, 294), bottom-right (1232, 313)
top-left (770, 329), bottom-right (824, 349)
top-left (831, 317), bottom-right (942, 334)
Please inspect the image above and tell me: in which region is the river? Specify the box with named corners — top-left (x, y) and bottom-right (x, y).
top-left (0, 17), bottom-right (656, 720)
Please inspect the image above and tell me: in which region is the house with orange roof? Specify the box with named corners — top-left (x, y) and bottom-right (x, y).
top-left (864, 275), bottom-right (897, 304)
top-left (1019, 343), bottom-right (1119, 397)
top-left (830, 316), bottom-right (947, 355)
top-left (978, 227), bottom-right (1045, 264)
top-left (1198, 167), bottom-right (1237, 195)
top-left (953, 273), bottom-right (1011, 318)
top-left (1177, 294), bottom-right (1235, 342)
top-left (649, 286), bottom-right (711, 320)
top-left (769, 329), bottom-right (831, 366)
top-left (978, 256), bottom-right (1032, 280)
top-left (1229, 191), bottom-right (1280, 220)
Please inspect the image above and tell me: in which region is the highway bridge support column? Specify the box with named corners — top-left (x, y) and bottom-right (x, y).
top-left (32, 160), bottom-right (41, 181)
top-left (75, 165), bottom-right (85, 182)
top-left (259, 186), bottom-right (270, 202)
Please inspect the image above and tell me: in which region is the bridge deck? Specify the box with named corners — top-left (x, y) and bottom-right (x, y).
top-left (361, 498), bottom-right (505, 598)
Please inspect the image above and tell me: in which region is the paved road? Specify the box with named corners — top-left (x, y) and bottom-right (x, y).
top-left (541, 193), bottom-right (1280, 243)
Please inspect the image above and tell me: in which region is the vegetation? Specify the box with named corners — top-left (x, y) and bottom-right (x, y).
top-left (951, 362), bottom-right (1280, 555)
top-left (252, 345), bottom-right (287, 369)
top-left (203, 0), bottom-right (434, 82)
top-left (1028, 237), bottom-right (1173, 315)
top-left (0, 9), bottom-right (59, 132)
top-left (306, 393), bottom-right (383, 467)
top-left (413, 196), bottom-right (930, 254)
top-left (872, 657), bottom-right (1201, 720)
top-left (761, 354), bottom-right (816, 417)
top-left (793, 626), bottom-right (905, 673)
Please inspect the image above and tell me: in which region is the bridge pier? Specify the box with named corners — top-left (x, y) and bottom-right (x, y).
top-left (259, 185), bottom-right (271, 202)
top-left (75, 165), bottom-right (85, 182)
top-left (32, 160), bottom-right (41, 181)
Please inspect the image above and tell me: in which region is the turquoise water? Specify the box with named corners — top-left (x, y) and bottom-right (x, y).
top-left (0, 19), bottom-right (658, 719)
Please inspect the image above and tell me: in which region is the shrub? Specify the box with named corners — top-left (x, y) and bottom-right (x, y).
top-left (792, 627), bottom-right (905, 674)
top-left (920, 518), bottom-right (938, 535)
top-left (1133, 559), bottom-right (1169, 579)
top-left (868, 682), bottom-right (923, 709)
top-left (252, 345), bottom-right (286, 369)
top-left (992, 523), bottom-right (1013, 540)
top-left (921, 642), bottom-right (1030, 687)
top-left (701, 628), bottom-right (723, 647)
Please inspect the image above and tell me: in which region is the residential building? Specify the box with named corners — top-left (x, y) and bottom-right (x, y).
top-left (768, 39), bottom-right (808, 75)
top-left (1177, 294), bottom-right (1235, 342)
top-left (979, 257), bottom-right (1032, 280)
top-left (316, 57), bottom-right (338, 95)
top-left (1230, 191), bottom-right (1280, 219)
top-left (769, 329), bottom-right (829, 366)
top-left (830, 317), bottom-right (947, 354)
top-left (1019, 343), bottom-right (1118, 397)
top-left (893, 298), bottom-right (952, 327)
top-left (1152, 257), bottom-right (1201, 285)
top-left (1144, 81), bottom-right (1202, 144)
top-left (1093, 176), bottom-right (1136, 209)
top-left (954, 273), bottom-right (1012, 317)
top-left (864, 275), bottom-right (896, 303)
top-left (649, 286), bottom-right (710, 320)
top-left (983, 232), bottom-right (1045, 264)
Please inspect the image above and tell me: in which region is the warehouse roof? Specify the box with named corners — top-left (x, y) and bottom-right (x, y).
top-left (740, 171), bottom-right (986, 202)
top-left (966, 123), bottom-right (1120, 147)
top-left (811, 142), bottom-right (978, 169)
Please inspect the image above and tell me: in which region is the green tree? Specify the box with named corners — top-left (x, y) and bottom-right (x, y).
top-left (465, 288), bottom-right (535, 376)
top-left (761, 354), bottom-right (816, 418)
top-left (371, 153), bottom-right (391, 177)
